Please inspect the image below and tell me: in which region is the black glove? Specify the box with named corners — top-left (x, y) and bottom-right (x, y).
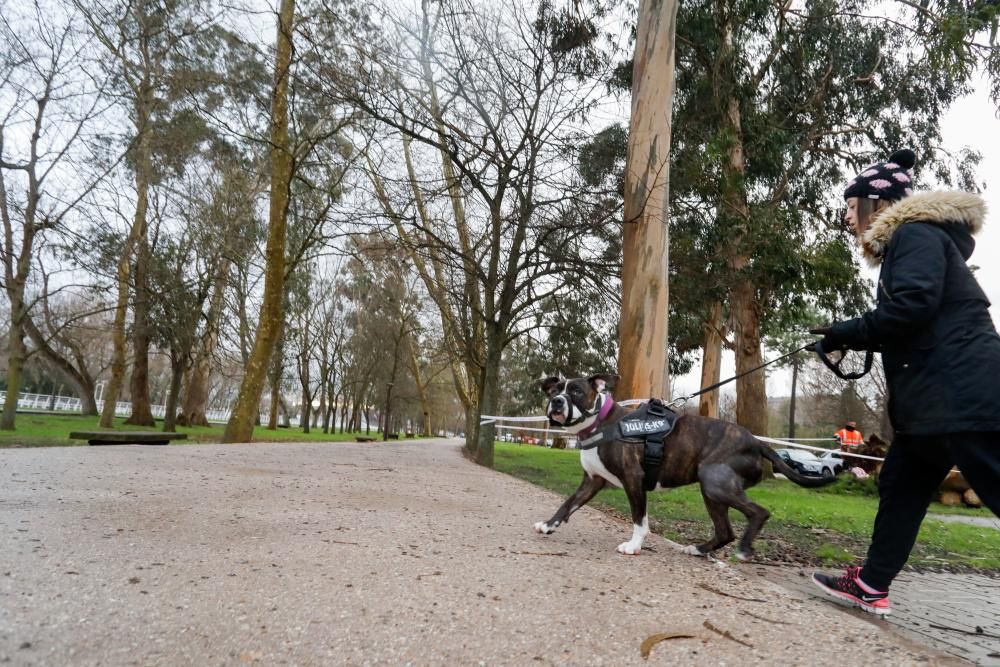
top-left (805, 326), bottom-right (842, 353)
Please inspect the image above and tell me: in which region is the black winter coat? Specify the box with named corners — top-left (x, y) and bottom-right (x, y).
top-left (830, 191), bottom-right (1000, 435)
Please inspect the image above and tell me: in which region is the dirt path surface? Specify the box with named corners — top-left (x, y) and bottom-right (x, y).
top-left (1, 439), bottom-right (954, 666)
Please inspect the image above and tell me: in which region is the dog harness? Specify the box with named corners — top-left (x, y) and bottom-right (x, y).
top-left (577, 398), bottom-right (679, 491)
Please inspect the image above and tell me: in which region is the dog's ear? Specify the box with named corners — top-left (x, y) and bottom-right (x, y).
top-left (540, 376), bottom-right (562, 394)
top-left (587, 373), bottom-right (619, 393)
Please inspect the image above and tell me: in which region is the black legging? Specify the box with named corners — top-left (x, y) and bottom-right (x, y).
top-left (860, 432), bottom-right (1000, 591)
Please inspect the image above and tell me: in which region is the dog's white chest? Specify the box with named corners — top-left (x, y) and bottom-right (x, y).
top-left (580, 448), bottom-right (623, 488)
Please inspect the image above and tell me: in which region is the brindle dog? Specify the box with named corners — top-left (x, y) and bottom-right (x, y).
top-left (535, 374), bottom-right (834, 559)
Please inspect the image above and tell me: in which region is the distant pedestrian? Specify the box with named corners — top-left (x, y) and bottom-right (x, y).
top-left (808, 149), bottom-right (1000, 615)
top-left (834, 420), bottom-right (864, 452)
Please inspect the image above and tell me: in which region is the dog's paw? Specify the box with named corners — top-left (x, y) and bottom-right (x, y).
top-left (734, 550), bottom-right (752, 562)
top-left (681, 544), bottom-right (706, 557)
top-left (533, 521), bottom-right (554, 534)
top-left (616, 541), bottom-right (642, 555)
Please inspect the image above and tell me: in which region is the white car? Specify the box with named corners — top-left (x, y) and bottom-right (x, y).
top-left (775, 449), bottom-right (824, 477)
top-left (816, 450), bottom-right (846, 477)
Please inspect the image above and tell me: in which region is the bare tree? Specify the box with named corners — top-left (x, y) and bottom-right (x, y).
top-left (0, 3), bottom-right (112, 429)
top-left (24, 279), bottom-right (110, 416)
top-left (333, 0), bottom-right (615, 465)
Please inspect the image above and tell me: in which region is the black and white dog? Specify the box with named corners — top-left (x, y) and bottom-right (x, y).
top-left (535, 374), bottom-right (833, 559)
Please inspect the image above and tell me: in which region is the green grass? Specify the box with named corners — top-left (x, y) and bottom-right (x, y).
top-left (495, 443), bottom-right (1000, 571)
top-left (0, 413), bottom-right (396, 447)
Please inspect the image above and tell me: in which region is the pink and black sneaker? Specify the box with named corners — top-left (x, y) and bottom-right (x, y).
top-left (812, 566), bottom-right (891, 616)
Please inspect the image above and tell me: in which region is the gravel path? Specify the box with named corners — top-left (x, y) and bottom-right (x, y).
top-left (1, 439), bottom-right (952, 665)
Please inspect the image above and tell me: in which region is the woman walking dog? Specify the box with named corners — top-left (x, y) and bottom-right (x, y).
top-left (810, 149), bottom-right (1000, 615)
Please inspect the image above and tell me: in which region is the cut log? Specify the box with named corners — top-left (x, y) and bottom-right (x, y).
top-left (939, 469), bottom-right (971, 494)
top-left (963, 488), bottom-right (982, 508)
top-left (939, 491), bottom-right (962, 507)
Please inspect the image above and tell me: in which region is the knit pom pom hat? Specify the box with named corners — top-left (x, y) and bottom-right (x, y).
top-left (844, 149), bottom-right (916, 202)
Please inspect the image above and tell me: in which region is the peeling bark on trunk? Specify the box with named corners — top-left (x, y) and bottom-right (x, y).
top-left (617, 0), bottom-right (679, 402)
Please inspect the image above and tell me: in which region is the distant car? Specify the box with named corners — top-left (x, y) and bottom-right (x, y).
top-left (816, 450), bottom-right (846, 477)
top-left (775, 449), bottom-right (824, 477)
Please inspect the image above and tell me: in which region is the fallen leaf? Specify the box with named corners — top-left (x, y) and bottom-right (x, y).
top-left (640, 632), bottom-right (697, 659)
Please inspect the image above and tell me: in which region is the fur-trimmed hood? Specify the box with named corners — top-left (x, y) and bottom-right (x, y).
top-left (862, 190), bottom-right (987, 266)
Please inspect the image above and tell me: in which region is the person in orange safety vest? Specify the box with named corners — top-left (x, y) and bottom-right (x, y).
top-left (835, 420), bottom-right (864, 450)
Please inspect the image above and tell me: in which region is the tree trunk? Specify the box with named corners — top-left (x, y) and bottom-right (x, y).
top-left (222, 0), bottom-right (296, 443)
top-left (316, 370), bottom-right (326, 431)
top-left (162, 353), bottom-right (184, 433)
top-left (125, 233), bottom-right (155, 426)
top-left (698, 301), bottom-right (724, 418)
top-left (0, 302), bottom-right (26, 430)
top-left (382, 382), bottom-right (394, 441)
top-left (99, 264), bottom-right (130, 428)
top-left (617, 0), bottom-right (679, 402)
top-left (178, 356), bottom-right (211, 427)
top-left (406, 340), bottom-right (432, 435)
top-left (101, 199), bottom-right (144, 426)
top-left (473, 337), bottom-right (504, 467)
top-left (732, 279), bottom-right (768, 435)
top-left (300, 352), bottom-right (311, 434)
top-left (267, 319), bottom-right (286, 431)
top-left (789, 353), bottom-right (799, 438)
top-left (713, 9), bottom-right (767, 436)
top-left (324, 385), bottom-right (335, 433)
top-left (268, 380), bottom-right (280, 431)
top-left (123, 83), bottom-right (155, 427)
top-left (178, 258), bottom-right (229, 427)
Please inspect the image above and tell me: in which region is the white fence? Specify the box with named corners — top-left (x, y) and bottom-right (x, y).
top-left (0, 390), bottom-right (233, 423)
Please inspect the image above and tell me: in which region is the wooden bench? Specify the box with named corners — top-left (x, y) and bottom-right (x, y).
top-left (69, 431), bottom-right (188, 446)
top-left (405, 432), bottom-right (415, 438)
top-left (356, 436), bottom-right (377, 443)
top-left (386, 433), bottom-right (400, 440)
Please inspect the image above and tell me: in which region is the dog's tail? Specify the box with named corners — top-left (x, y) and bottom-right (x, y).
top-left (755, 442), bottom-right (838, 488)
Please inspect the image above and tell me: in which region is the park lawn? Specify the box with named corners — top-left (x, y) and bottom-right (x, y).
top-left (495, 443), bottom-right (1000, 571)
top-left (0, 413), bottom-right (388, 447)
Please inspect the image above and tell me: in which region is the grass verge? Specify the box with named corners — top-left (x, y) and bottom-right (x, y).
top-left (494, 443), bottom-right (1000, 571)
top-left (0, 413), bottom-right (394, 447)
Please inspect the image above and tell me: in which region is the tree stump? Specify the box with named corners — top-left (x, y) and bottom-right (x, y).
top-left (939, 491), bottom-right (962, 507)
top-left (963, 488), bottom-right (982, 508)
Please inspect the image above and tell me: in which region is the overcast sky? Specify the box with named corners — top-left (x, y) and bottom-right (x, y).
top-left (672, 72), bottom-right (1000, 400)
